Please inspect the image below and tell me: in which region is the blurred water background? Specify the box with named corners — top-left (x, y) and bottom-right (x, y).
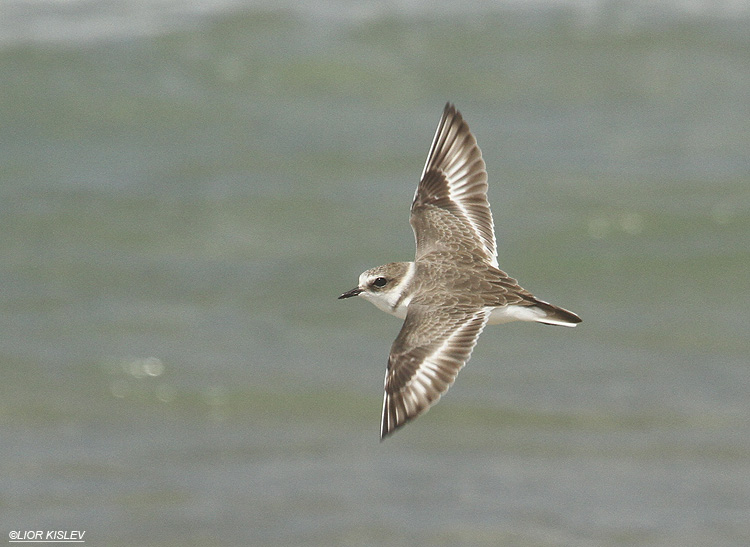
top-left (1, 0), bottom-right (749, 545)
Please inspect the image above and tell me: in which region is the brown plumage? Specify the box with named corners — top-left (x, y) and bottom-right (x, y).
top-left (340, 103), bottom-right (581, 440)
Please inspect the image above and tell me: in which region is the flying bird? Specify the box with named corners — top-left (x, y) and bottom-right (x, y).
top-left (340, 103), bottom-right (581, 439)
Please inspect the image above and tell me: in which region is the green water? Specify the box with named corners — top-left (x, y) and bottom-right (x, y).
top-left (1, 5), bottom-right (749, 546)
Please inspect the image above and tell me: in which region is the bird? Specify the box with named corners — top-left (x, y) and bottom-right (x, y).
top-left (339, 103), bottom-right (581, 440)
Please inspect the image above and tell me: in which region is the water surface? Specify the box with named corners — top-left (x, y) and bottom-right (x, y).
top-left (1, 1), bottom-right (749, 545)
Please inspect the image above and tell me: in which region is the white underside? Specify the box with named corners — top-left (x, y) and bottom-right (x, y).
top-left (486, 305), bottom-right (546, 324)
top-left (363, 298), bottom-right (557, 326)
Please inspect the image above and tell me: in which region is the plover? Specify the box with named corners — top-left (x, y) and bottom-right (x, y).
top-left (340, 103), bottom-right (581, 440)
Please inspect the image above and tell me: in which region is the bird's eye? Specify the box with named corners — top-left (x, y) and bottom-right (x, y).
top-left (372, 277), bottom-right (387, 288)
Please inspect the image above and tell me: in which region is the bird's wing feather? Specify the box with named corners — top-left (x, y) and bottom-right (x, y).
top-left (411, 103), bottom-right (498, 267)
top-left (381, 304), bottom-right (490, 439)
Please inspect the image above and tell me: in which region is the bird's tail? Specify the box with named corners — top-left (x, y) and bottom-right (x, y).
top-left (528, 298), bottom-right (582, 327)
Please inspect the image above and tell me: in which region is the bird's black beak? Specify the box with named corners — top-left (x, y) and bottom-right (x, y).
top-left (338, 287), bottom-right (363, 299)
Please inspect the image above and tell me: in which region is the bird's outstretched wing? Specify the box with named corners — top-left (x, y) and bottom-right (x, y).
top-left (411, 103), bottom-right (498, 267)
top-left (381, 304), bottom-right (490, 439)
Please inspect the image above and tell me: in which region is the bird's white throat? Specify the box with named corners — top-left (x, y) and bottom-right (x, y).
top-left (361, 289), bottom-right (411, 319)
